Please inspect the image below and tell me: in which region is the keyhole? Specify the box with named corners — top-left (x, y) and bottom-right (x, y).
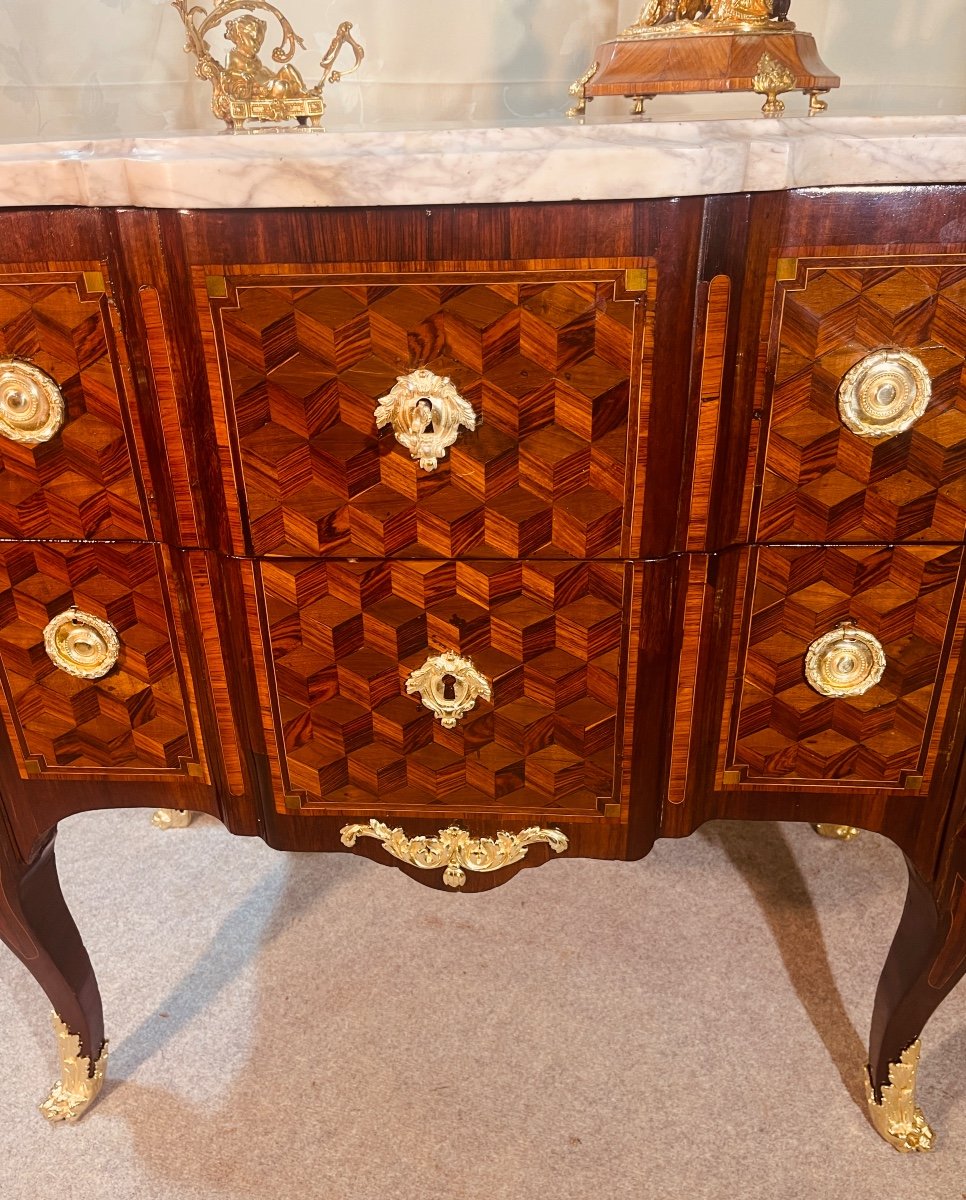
top-left (442, 674), bottom-right (457, 701)
top-left (415, 397), bottom-right (435, 434)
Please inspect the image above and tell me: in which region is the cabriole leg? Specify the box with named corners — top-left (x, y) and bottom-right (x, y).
top-left (0, 817), bottom-right (106, 1121)
top-left (867, 851), bottom-right (966, 1152)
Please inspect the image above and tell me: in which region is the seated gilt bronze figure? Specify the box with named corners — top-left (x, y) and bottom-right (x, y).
top-left (173, 1), bottom-right (364, 130)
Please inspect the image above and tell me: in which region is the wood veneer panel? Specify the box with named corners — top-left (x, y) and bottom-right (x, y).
top-left (692, 188), bottom-right (966, 553)
top-left (0, 270), bottom-right (151, 541)
top-left (753, 256), bottom-right (966, 544)
top-left (176, 202), bottom-right (701, 558)
top-left (722, 544), bottom-right (966, 791)
top-left (243, 556), bottom-right (641, 821)
top-left (0, 540), bottom-right (206, 782)
top-left (663, 544), bottom-right (966, 876)
top-left (200, 267), bottom-right (649, 559)
top-left (116, 209), bottom-right (235, 555)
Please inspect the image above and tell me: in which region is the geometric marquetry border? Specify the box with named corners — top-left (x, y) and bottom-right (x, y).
top-left (715, 544), bottom-right (966, 794)
top-left (199, 261), bottom-right (654, 559)
top-left (744, 250), bottom-right (966, 545)
top-left (240, 557), bottom-right (645, 825)
top-left (0, 268), bottom-right (157, 543)
top-left (0, 543), bottom-right (209, 784)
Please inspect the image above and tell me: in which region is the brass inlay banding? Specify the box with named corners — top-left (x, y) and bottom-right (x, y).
top-left (838, 349), bottom-right (931, 438)
top-left (375, 369), bottom-right (478, 472)
top-left (805, 624), bottom-right (886, 698)
top-left (43, 609), bottom-right (120, 680)
top-left (0, 359), bottom-right (65, 445)
top-left (340, 821), bottom-right (569, 889)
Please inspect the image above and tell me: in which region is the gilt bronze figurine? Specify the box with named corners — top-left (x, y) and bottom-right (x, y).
top-left (172, 1), bottom-right (364, 130)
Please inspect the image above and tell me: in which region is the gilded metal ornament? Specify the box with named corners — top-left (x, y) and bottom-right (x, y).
top-left (43, 609), bottom-right (121, 681)
top-left (807, 89), bottom-right (829, 114)
top-left (39, 1014), bottom-right (107, 1123)
top-left (621, 0), bottom-right (793, 39)
top-left (578, 0), bottom-right (835, 118)
top-left (567, 61), bottom-right (599, 117)
top-left (340, 820), bottom-right (569, 889)
top-left (838, 349), bottom-right (932, 439)
top-left (375, 369), bottom-right (478, 472)
top-left (172, 2), bottom-right (364, 131)
top-left (406, 651), bottom-right (491, 729)
top-left (0, 359), bottom-right (65, 445)
top-left (813, 824), bottom-right (860, 842)
top-left (753, 52), bottom-right (797, 115)
top-left (152, 809), bottom-right (195, 829)
top-left (805, 623), bottom-right (886, 699)
top-left (866, 1041), bottom-right (935, 1153)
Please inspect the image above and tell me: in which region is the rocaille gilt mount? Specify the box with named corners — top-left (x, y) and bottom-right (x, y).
top-left (172, 1), bottom-right (364, 130)
top-left (340, 821), bottom-right (569, 889)
top-left (570, 1), bottom-right (839, 118)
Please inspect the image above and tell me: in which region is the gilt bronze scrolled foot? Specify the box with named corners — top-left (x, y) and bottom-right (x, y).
top-left (866, 1041), bottom-right (934, 1153)
top-left (39, 1014), bottom-right (108, 1123)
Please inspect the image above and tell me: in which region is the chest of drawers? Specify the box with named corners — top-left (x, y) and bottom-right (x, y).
top-left (1, 187), bottom-right (965, 1152)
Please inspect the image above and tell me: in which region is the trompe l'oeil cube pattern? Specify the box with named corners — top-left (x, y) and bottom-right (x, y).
top-left (217, 279), bottom-right (637, 558)
top-left (0, 541), bottom-right (196, 776)
top-left (759, 263), bottom-right (966, 543)
top-left (727, 543), bottom-right (964, 788)
top-left (253, 557), bottom-right (629, 814)
top-left (0, 279), bottom-right (147, 541)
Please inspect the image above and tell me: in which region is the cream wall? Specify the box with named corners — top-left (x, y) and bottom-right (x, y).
top-left (0, 0), bottom-right (963, 137)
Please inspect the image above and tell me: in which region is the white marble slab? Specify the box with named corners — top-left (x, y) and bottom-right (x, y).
top-left (0, 108), bottom-right (964, 210)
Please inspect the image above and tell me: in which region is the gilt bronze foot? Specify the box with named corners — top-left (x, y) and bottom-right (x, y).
top-left (866, 1041), bottom-right (934, 1153)
top-left (39, 1014), bottom-right (108, 1123)
top-left (813, 824), bottom-right (860, 841)
top-left (152, 809), bottom-right (194, 829)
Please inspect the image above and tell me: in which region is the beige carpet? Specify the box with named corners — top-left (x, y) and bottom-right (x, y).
top-left (1, 810), bottom-right (965, 1199)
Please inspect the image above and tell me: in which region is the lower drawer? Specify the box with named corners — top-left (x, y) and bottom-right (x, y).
top-left (241, 557), bottom-right (645, 823)
top-left (672, 543), bottom-right (966, 806)
top-left (0, 540), bottom-right (208, 783)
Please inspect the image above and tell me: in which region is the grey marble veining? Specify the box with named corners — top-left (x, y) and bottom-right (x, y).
top-left (0, 108), bottom-right (963, 209)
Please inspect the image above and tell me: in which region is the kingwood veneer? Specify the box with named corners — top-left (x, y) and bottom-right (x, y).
top-left (0, 188), bottom-right (965, 1151)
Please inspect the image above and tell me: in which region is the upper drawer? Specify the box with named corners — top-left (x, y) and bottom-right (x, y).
top-left (0, 271), bottom-right (150, 542)
top-left (751, 256), bottom-right (966, 544)
top-left (200, 265), bottom-right (650, 559)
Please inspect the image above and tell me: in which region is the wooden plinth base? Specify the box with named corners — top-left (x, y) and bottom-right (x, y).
top-left (574, 28), bottom-right (839, 117)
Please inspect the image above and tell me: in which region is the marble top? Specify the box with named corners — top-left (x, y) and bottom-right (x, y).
top-left (0, 90), bottom-right (964, 209)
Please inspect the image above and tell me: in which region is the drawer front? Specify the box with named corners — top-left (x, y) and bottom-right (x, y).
top-left (203, 267), bottom-right (648, 559)
top-left (710, 543), bottom-right (966, 793)
top-left (0, 272), bottom-right (150, 541)
top-left (243, 557), bottom-right (641, 819)
top-left (0, 541), bottom-right (207, 781)
top-left (753, 256), bottom-right (966, 544)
